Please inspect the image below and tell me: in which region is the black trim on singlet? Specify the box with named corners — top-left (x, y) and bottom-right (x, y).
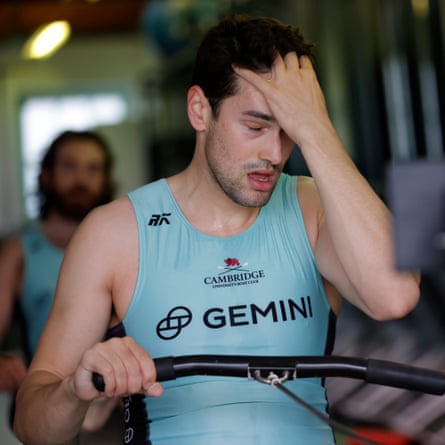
top-left (105, 323), bottom-right (151, 445)
top-left (322, 310), bottom-right (338, 444)
top-left (324, 309), bottom-right (338, 356)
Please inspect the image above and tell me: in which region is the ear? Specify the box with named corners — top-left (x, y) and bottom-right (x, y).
top-left (187, 85), bottom-right (212, 132)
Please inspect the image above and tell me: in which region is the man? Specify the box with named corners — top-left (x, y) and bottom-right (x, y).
top-left (14, 15), bottom-right (420, 445)
top-left (0, 130), bottom-right (116, 431)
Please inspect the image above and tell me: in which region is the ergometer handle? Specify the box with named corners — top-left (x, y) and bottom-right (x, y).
top-left (92, 354), bottom-right (445, 395)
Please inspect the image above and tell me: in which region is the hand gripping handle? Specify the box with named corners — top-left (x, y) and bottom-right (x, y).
top-left (91, 357), bottom-right (177, 391)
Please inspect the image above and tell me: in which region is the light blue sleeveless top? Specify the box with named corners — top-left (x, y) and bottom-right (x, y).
top-left (123, 174), bottom-right (336, 445)
top-left (20, 225), bottom-right (64, 359)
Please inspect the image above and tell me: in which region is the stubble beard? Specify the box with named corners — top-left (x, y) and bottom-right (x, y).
top-left (210, 167), bottom-right (273, 208)
top-left (205, 143), bottom-right (276, 208)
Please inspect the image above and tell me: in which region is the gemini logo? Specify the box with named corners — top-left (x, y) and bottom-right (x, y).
top-left (156, 296), bottom-right (315, 341)
top-left (156, 306), bottom-right (192, 340)
top-left (148, 213), bottom-right (171, 226)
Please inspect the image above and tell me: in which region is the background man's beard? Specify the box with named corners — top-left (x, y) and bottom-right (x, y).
top-left (47, 187), bottom-right (102, 221)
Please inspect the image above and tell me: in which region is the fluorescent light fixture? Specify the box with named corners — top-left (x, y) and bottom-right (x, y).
top-left (22, 20), bottom-right (71, 60)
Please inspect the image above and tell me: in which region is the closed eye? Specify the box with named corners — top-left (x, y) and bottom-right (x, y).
top-left (242, 110), bottom-right (275, 134)
top-left (247, 125), bottom-right (264, 132)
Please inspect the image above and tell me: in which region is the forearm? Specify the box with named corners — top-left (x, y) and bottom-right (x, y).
top-left (302, 127), bottom-right (420, 317)
top-left (81, 396), bottom-right (120, 432)
top-left (14, 371), bottom-right (90, 445)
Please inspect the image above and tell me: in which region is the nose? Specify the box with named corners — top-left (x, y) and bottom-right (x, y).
top-left (259, 131), bottom-right (283, 166)
top-left (71, 164), bottom-right (98, 188)
top-left (73, 165), bottom-right (90, 183)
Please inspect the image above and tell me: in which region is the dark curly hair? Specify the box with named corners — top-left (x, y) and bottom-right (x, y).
top-left (38, 130), bottom-right (115, 219)
top-left (191, 14), bottom-right (315, 116)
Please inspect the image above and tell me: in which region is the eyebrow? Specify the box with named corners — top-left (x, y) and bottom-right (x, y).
top-left (242, 110), bottom-right (275, 122)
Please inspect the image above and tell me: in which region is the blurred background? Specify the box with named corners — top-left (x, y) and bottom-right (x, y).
top-left (0, 0), bottom-right (444, 444)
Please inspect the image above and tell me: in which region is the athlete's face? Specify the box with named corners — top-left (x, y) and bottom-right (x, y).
top-left (46, 140), bottom-right (108, 220)
top-left (204, 76), bottom-right (295, 208)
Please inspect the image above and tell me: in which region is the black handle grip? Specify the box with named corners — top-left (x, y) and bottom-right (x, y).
top-left (91, 355), bottom-right (445, 395)
top-left (92, 372), bottom-right (105, 392)
top-left (366, 358), bottom-right (445, 395)
top-left (91, 358), bottom-right (177, 391)
top-left (155, 356), bottom-right (177, 381)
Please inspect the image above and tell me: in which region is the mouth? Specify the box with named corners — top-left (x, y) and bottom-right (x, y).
top-left (247, 170), bottom-right (277, 192)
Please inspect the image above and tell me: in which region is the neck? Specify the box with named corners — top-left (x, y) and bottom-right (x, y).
top-left (167, 166), bottom-right (260, 237)
top-left (40, 211), bottom-right (81, 250)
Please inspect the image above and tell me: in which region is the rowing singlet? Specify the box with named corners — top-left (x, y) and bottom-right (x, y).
top-left (20, 225), bottom-right (64, 359)
top-left (123, 173), bottom-right (337, 445)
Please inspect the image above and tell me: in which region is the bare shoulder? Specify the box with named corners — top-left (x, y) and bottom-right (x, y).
top-left (296, 175), bottom-right (319, 200)
top-left (77, 196), bottom-right (135, 233)
top-left (63, 196), bottom-right (139, 321)
top-left (296, 176), bottom-right (323, 249)
top-left (66, 196), bottom-right (137, 277)
top-left (69, 197), bottom-right (136, 253)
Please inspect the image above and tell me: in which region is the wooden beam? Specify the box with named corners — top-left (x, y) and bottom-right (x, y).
top-left (0, 0), bottom-right (147, 37)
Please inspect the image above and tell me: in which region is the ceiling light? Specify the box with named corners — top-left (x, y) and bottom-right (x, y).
top-left (22, 21), bottom-right (71, 60)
